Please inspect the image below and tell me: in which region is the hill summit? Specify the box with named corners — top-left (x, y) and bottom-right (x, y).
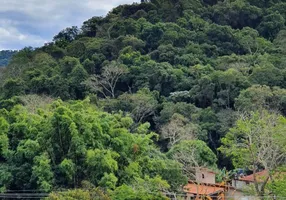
top-left (1, 0), bottom-right (286, 199)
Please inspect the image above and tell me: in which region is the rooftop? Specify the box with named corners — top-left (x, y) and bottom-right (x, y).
top-left (239, 170), bottom-right (268, 182)
top-left (184, 183), bottom-right (224, 195)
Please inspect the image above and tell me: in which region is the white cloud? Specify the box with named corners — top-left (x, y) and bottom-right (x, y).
top-left (0, 0), bottom-right (139, 50)
top-left (85, 0), bottom-right (137, 11)
top-left (0, 19), bottom-right (46, 50)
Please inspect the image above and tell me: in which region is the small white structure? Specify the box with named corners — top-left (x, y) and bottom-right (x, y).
top-left (231, 179), bottom-right (250, 190)
top-left (195, 168), bottom-right (216, 184)
top-left (232, 170), bottom-right (268, 190)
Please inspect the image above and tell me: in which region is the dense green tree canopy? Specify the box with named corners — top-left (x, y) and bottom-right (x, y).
top-left (1, 0), bottom-right (286, 198)
top-left (0, 50), bottom-right (17, 66)
top-left (0, 98), bottom-right (186, 197)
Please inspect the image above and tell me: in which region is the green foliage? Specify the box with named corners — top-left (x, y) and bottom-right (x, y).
top-left (103, 88), bottom-right (158, 123)
top-left (99, 173), bottom-right (118, 190)
top-left (167, 140), bottom-right (218, 170)
top-left (53, 26), bottom-right (80, 48)
top-left (47, 187), bottom-right (111, 200)
top-left (2, 78), bottom-right (26, 99)
top-left (220, 111), bottom-right (286, 169)
top-left (32, 154), bottom-right (54, 192)
top-left (258, 12), bottom-right (285, 40)
top-left (2, 0), bottom-right (286, 197)
top-left (0, 50), bottom-right (17, 66)
top-left (86, 149), bottom-right (119, 184)
top-left (0, 99), bottom-right (186, 196)
top-left (220, 111), bottom-right (286, 197)
top-left (267, 167), bottom-right (286, 197)
top-left (235, 85), bottom-right (286, 113)
top-left (59, 159), bottom-right (76, 182)
top-left (111, 176), bottom-right (169, 200)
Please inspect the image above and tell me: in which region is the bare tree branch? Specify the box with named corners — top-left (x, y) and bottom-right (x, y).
top-left (161, 114), bottom-right (198, 148)
top-left (84, 62), bottom-right (127, 98)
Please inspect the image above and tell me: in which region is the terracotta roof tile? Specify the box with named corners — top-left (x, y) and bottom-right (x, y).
top-left (239, 170), bottom-right (268, 182)
top-left (184, 183), bottom-right (224, 195)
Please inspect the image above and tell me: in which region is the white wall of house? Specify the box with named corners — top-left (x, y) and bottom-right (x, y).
top-left (195, 168), bottom-right (216, 184)
top-left (232, 180), bottom-right (249, 190)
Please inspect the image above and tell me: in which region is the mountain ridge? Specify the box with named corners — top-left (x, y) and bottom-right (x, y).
top-left (0, 0), bottom-right (286, 198)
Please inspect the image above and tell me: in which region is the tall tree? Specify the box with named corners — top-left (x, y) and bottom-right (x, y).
top-left (160, 114), bottom-right (199, 148)
top-left (220, 111), bottom-right (286, 199)
top-left (85, 61), bottom-right (127, 98)
top-left (167, 140), bottom-right (217, 180)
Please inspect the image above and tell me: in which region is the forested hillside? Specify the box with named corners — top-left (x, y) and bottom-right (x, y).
top-left (0, 0), bottom-right (286, 198)
top-left (0, 50), bottom-right (17, 66)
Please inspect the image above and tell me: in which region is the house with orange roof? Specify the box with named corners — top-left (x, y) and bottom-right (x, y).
top-left (232, 169), bottom-right (286, 191)
top-left (183, 182), bottom-right (226, 200)
top-left (183, 168), bottom-right (228, 200)
top-left (183, 168), bottom-right (254, 200)
top-left (232, 170), bottom-right (269, 190)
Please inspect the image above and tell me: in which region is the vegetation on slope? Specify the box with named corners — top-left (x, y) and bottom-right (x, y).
top-left (0, 50), bottom-right (17, 66)
top-left (0, 0), bottom-right (286, 198)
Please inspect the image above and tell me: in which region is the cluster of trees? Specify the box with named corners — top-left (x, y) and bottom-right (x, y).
top-left (0, 50), bottom-right (17, 66)
top-left (0, 0), bottom-right (286, 198)
top-left (0, 96), bottom-right (217, 199)
top-left (220, 111), bottom-right (286, 197)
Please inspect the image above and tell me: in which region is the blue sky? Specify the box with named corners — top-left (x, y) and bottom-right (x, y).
top-left (0, 0), bottom-right (139, 50)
